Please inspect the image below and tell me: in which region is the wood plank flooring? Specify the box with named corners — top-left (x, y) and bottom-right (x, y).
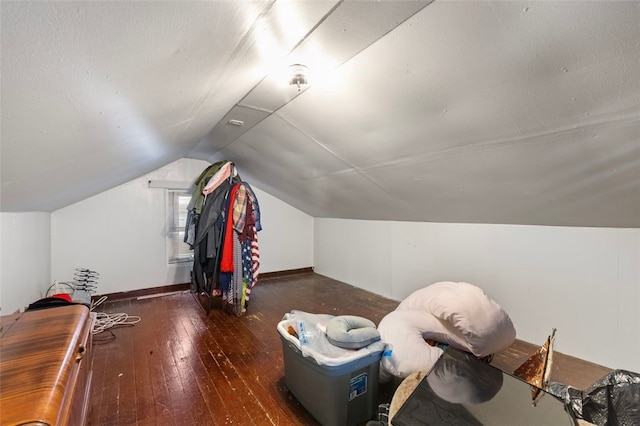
top-left (88, 272), bottom-right (398, 425)
top-left (87, 272), bottom-right (610, 425)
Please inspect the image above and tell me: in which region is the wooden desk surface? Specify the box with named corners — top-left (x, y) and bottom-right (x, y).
top-left (0, 305), bottom-right (91, 426)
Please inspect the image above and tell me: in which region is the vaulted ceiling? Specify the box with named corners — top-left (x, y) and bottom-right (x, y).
top-left (2, 1), bottom-right (639, 227)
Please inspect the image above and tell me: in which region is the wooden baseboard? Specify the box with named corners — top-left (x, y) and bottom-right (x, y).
top-left (92, 267), bottom-right (315, 302)
top-left (92, 283), bottom-right (191, 302)
top-left (259, 267), bottom-right (314, 280)
top-left (491, 338), bottom-right (612, 390)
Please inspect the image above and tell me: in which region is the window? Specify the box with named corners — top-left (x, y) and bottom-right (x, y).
top-left (167, 190), bottom-right (193, 264)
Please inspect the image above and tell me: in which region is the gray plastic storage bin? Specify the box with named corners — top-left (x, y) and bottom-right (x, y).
top-left (278, 320), bottom-right (383, 426)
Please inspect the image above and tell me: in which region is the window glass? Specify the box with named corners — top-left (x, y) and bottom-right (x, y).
top-left (168, 191), bottom-right (193, 264)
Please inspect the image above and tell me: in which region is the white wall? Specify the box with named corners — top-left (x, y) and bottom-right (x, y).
top-left (51, 158), bottom-right (313, 296)
top-left (314, 218), bottom-right (640, 373)
top-left (251, 186), bottom-right (314, 273)
top-left (0, 212), bottom-right (51, 314)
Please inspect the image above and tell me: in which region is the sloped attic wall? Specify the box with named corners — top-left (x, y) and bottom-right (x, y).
top-left (50, 158), bottom-right (313, 297)
top-left (187, 1), bottom-right (640, 229)
top-left (2, 1), bottom-right (638, 228)
top-left (0, 159), bottom-right (314, 314)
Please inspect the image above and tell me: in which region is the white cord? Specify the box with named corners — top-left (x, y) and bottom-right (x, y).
top-left (92, 295), bottom-right (108, 310)
top-left (92, 312), bottom-right (141, 335)
top-left (90, 296), bottom-right (141, 335)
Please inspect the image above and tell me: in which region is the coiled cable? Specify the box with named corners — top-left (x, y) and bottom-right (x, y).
top-left (90, 296), bottom-right (141, 341)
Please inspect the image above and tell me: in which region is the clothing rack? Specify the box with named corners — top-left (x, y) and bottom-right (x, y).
top-left (185, 161), bottom-right (262, 316)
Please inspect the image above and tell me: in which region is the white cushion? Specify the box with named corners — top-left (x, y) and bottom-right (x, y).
top-left (378, 281), bottom-right (517, 380)
top-left (378, 310), bottom-right (447, 379)
top-left (397, 281), bottom-right (516, 357)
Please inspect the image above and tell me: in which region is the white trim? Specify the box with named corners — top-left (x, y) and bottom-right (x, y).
top-left (148, 180), bottom-right (194, 190)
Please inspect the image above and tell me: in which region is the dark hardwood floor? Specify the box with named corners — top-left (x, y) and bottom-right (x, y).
top-left (87, 271), bottom-right (610, 426)
top-left (87, 272), bottom-right (398, 425)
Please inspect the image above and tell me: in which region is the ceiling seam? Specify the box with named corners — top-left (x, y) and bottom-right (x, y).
top-left (346, 106), bottom-right (640, 175)
top-left (274, 112), bottom-right (422, 215)
top-left (206, 0), bottom-right (435, 154)
top-left (234, 0), bottom-right (345, 104)
top-left (177, 0), bottom-right (279, 136)
top-left (190, 0), bottom-right (345, 155)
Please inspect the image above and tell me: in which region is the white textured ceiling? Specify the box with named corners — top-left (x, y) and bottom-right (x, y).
top-left (2, 1), bottom-right (639, 228)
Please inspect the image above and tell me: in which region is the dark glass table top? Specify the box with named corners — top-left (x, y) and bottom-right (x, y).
top-left (392, 347), bottom-right (577, 426)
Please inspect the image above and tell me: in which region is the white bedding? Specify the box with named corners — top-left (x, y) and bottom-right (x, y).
top-left (379, 281), bottom-right (516, 380)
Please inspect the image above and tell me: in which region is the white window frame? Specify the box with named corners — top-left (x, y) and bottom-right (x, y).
top-left (167, 190), bottom-right (194, 265)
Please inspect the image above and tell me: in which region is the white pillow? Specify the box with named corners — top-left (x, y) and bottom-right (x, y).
top-left (378, 310), bottom-right (449, 379)
top-left (397, 281), bottom-right (516, 357)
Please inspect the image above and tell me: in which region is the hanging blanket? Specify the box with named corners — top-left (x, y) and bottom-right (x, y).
top-left (220, 183), bottom-right (241, 273)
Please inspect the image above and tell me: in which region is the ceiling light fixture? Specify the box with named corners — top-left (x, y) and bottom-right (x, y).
top-left (288, 64), bottom-right (309, 91)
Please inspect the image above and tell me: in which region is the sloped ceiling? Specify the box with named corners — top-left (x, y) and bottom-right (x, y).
top-left (2, 1), bottom-right (639, 228)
